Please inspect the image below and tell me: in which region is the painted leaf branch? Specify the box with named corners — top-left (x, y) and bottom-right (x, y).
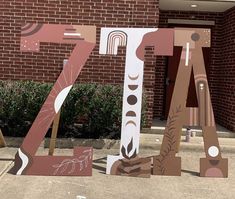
top-left (121, 138), bottom-right (137, 159)
top-left (156, 105), bottom-right (182, 174)
top-left (52, 149), bottom-right (92, 175)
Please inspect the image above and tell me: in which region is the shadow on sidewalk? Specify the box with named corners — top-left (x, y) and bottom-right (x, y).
top-left (181, 169), bottom-right (199, 176)
top-left (92, 156), bottom-right (107, 174)
top-left (0, 158), bottom-right (14, 161)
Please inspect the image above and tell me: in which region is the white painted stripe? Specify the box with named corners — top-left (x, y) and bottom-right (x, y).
top-left (64, 33), bottom-right (81, 36)
top-left (151, 126), bottom-right (165, 130)
top-left (16, 148), bottom-right (29, 175)
top-left (77, 196), bottom-right (86, 199)
top-left (168, 19), bottom-right (215, 26)
top-left (185, 42), bottom-right (190, 66)
top-left (190, 108), bottom-right (193, 126)
top-left (151, 126), bottom-right (203, 132)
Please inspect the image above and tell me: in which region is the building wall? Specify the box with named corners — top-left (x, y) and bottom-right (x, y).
top-left (0, 0), bottom-right (160, 127)
top-left (0, 1), bottom-right (234, 131)
top-left (155, 9), bottom-right (235, 132)
top-left (218, 7), bottom-right (235, 131)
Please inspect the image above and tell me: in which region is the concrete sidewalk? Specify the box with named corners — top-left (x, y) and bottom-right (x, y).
top-left (148, 119), bottom-right (235, 138)
top-left (0, 146), bottom-right (235, 199)
top-left (3, 134), bottom-right (235, 154)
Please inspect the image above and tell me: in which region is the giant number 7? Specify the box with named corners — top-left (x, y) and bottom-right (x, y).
top-left (12, 24), bottom-right (96, 176)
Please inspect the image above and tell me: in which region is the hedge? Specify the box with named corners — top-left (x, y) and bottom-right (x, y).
top-left (0, 81), bottom-right (146, 139)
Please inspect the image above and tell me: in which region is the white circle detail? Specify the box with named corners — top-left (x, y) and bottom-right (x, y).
top-left (208, 146), bottom-right (219, 157)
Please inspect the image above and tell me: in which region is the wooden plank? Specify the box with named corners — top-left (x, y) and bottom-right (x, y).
top-left (0, 129), bottom-right (6, 147)
top-left (48, 110), bottom-right (61, 155)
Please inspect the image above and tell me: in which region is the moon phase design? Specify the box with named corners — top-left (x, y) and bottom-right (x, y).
top-left (128, 74), bottom-right (139, 81)
top-left (127, 95), bottom-right (137, 105)
top-left (191, 33), bottom-right (200, 41)
top-left (54, 85), bottom-right (72, 113)
top-left (125, 120), bottom-right (137, 127)
top-left (128, 85), bottom-right (138, 90)
top-left (16, 148), bottom-right (29, 175)
top-left (126, 111), bottom-right (136, 117)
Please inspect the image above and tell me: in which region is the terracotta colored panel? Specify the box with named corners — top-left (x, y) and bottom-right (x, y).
top-left (153, 28), bottom-right (228, 178)
top-left (12, 24), bottom-right (96, 176)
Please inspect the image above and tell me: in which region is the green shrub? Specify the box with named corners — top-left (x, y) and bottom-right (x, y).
top-left (0, 80), bottom-right (146, 139)
top-left (0, 81), bottom-right (52, 137)
top-left (60, 83), bottom-right (123, 139)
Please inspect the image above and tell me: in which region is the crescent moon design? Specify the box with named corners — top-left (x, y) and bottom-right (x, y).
top-left (54, 85), bottom-right (73, 113)
top-left (126, 111), bottom-right (136, 117)
top-left (16, 148), bottom-right (29, 175)
top-left (128, 74), bottom-right (139, 81)
top-left (128, 85), bottom-right (138, 91)
top-left (125, 120), bottom-right (137, 127)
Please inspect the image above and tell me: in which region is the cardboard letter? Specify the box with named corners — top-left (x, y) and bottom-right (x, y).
top-left (153, 28), bottom-right (228, 178)
top-left (100, 28), bottom-right (174, 178)
top-left (12, 24), bottom-right (96, 176)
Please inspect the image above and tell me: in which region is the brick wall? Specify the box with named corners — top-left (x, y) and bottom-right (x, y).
top-left (0, 0), bottom-right (160, 127)
top-left (218, 7), bottom-right (235, 131)
top-left (155, 9), bottom-right (235, 132)
top-left (1, 1), bottom-right (234, 131)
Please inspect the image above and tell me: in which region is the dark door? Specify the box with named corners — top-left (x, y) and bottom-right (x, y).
top-left (164, 44), bottom-right (211, 119)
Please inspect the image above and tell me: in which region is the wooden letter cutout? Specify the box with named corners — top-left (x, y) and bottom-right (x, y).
top-left (100, 28), bottom-right (174, 178)
top-left (153, 28), bottom-right (228, 178)
top-left (0, 129), bottom-right (6, 147)
top-left (12, 24), bottom-right (96, 176)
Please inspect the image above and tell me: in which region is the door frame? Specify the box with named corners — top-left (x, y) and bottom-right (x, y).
top-left (161, 23), bottom-right (214, 120)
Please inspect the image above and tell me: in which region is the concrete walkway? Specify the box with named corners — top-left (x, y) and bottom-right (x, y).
top-left (148, 119), bottom-right (235, 138)
top-left (3, 134), bottom-right (235, 154)
top-left (0, 142), bottom-right (235, 199)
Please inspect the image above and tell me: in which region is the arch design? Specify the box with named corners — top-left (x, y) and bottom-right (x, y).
top-left (21, 23), bottom-right (43, 37)
top-left (187, 74), bottom-right (215, 127)
top-left (106, 31), bottom-right (127, 55)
